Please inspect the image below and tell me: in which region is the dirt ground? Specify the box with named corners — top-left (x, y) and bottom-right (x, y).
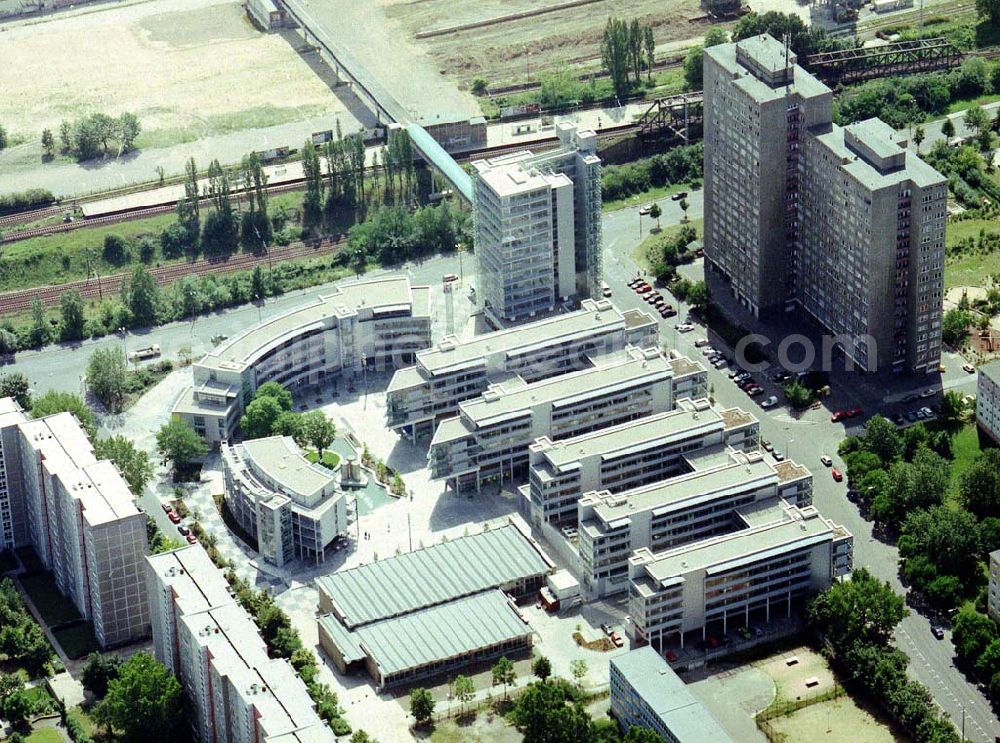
top-left (0, 0), bottom-right (361, 143)
top-left (382, 0), bottom-right (714, 86)
top-left (766, 696), bottom-right (904, 743)
top-left (756, 645), bottom-right (837, 703)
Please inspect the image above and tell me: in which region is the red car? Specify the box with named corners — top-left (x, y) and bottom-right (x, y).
top-left (186, 533), bottom-right (198, 544)
top-left (831, 410), bottom-right (847, 422)
top-left (167, 511), bottom-right (181, 524)
top-left (610, 632), bottom-right (624, 648)
top-left (832, 468), bottom-right (844, 482)
top-left (846, 406), bottom-right (863, 418)
top-left (665, 650), bottom-right (679, 662)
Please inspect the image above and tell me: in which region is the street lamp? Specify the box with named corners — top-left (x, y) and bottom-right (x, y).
top-left (407, 489), bottom-right (414, 553)
top-left (118, 327), bottom-right (128, 363)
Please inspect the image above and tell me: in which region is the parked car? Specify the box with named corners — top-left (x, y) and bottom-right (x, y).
top-left (628, 278), bottom-right (643, 288)
top-left (675, 323), bottom-right (695, 333)
top-left (610, 632), bottom-right (624, 648)
top-left (639, 204), bottom-right (652, 215)
top-left (694, 338), bottom-right (711, 348)
top-left (892, 413), bottom-right (905, 425)
top-left (600, 623), bottom-right (612, 635)
top-left (772, 450), bottom-right (785, 461)
top-left (659, 306), bottom-right (676, 318)
top-left (702, 347), bottom-right (717, 357)
top-left (761, 440), bottom-right (773, 452)
top-left (747, 386), bottom-right (763, 396)
top-left (906, 410), bottom-right (919, 422)
top-left (920, 388), bottom-right (936, 398)
top-left (665, 650), bottom-right (679, 662)
top-left (186, 533), bottom-right (198, 545)
top-left (820, 455), bottom-right (833, 467)
top-left (177, 525), bottom-right (190, 536)
top-left (733, 372), bottom-right (752, 383)
top-left (920, 406), bottom-right (934, 418)
top-left (671, 191), bottom-right (688, 201)
top-left (931, 625), bottom-right (945, 640)
top-left (443, 273), bottom-right (459, 283)
top-left (773, 371), bottom-right (792, 383)
top-left (831, 468), bottom-right (844, 482)
top-left (760, 395), bottom-right (778, 409)
top-left (916, 409), bottom-right (928, 420)
top-left (846, 406), bottom-right (863, 418)
top-left (168, 512), bottom-right (181, 524)
top-left (831, 410), bottom-right (847, 422)
top-left (161, 502), bottom-right (172, 513)
top-left (713, 358), bottom-right (728, 369)
top-left (964, 363), bottom-right (976, 374)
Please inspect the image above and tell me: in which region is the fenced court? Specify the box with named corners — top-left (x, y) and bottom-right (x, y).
top-left (754, 646), bottom-right (902, 743)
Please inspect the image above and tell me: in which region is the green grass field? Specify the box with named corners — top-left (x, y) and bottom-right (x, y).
top-left (52, 622), bottom-right (99, 660)
top-left (945, 218), bottom-right (1000, 289)
top-left (135, 104), bottom-right (330, 150)
top-left (306, 450), bottom-right (342, 470)
top-left (947, 423), bottom-right (982, 503)
top-left (632, 219), bottom-right (704, 271)
top-left (18, 572), bottom-right (82, 627)
top-left (25, 728), bottom-right (63, 743)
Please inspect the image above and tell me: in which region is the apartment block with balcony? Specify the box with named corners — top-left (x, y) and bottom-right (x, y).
top-left (429, 347), bottom-right (694, 492)
top-left (385, 298), bottom-right (657, 439)
top-left (221, 436), bottom-right (353, 567)
top-left (524, 398), bottom-right (757, 527)
top-left (173, 276), bottom-right (431, 443)
top-left (146, 547), bottom-right (335, 743)
top-left (797, 119), bottom-right (946, 374)
top-left (473, 123), bottom-right (602, 325)
top-left (977, 361), bottom-right (1000, 445)
top-left (627, 501), bottom-right (852, 651)
top-left (577, 448), bottom-right (812, 597)
top-left (703, 34), bottom-right (945, 374)
top-left (16, 410), bottom-right (149, 647)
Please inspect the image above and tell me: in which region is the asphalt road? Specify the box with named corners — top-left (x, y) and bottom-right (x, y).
top-left (9, 255), bottom-right (460, 398)
top-left (602, 193), bottom-right (995, 741)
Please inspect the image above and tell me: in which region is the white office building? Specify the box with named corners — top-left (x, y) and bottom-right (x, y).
top-left (146, 547), bottom-right (335, 743)
top-left (173, 277), bottom-right (431, 443)
top-left (473, 123), bottom-right (602, 324)
top-left (429, 347), bottom-right (706, 492)
top-left (385, 298), bottom-right (658, 439)
top-left (628, 501), bottom-right (852, 650)
top-left (524, 398), bottom-right (757, 527)
top-left (221, 436), bottom-right (353, 567)
top-left (977, 361), bottom-right (1000, 445)
top-left (0, 401), bottom-right (149, 647)
top-left (578, 448), bottom-right (812, 597)
top-left (610, 647), bottom-right (734, 742)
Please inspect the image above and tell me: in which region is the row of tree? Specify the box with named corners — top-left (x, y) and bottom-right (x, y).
top-left (345, 200), bottom-right (468, 268)
top-left (807, 570), bottom-right (961, 743)
top-left (0, 578), bottom-right (53, 677)
top-left (601, 18), bottom-right (657, 102)
top-left (601, 143), bottom-right (703, 203)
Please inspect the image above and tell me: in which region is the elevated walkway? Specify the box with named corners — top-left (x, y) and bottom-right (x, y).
top-left (405, 123), bottom-right (473, 203)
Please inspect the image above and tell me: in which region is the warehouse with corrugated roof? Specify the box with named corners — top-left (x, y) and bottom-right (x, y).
top-left (316, 517), bottom-right (552, 688)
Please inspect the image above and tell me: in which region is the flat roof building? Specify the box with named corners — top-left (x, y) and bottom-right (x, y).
top-left (473, 123), bottom-right (602, 325)
top-left (704, 34), bottom-right (946, 374)
top-left (524, 398), bottom-right (758, 526)
top-left (610, 646), bottom-right (733, 742)
top-left (316, 518), bottom-right (553, 688)
top-left (429, 347), bottom-right (706, 492)
top-left (173, 276), bottom-right (432, 443)
top-left (977, 361), bottom-right (1000, 445)
top-left (578, 448), bottom-right (813, 597)
top-left (628, 502), bottom-right (852, 651)
top-left (221, 436), bottom-right (354, 567)
top-left (385, 298), bottom-right (658, 439)
top-left (0, 404), bottom-right (149, 647)
top-left (146, 547), bottom-right (335, 743)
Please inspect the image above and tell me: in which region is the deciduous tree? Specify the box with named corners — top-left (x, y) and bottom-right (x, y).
top-left (92, 652), bottom-right (185, 742)
top-left (0, 372), bottom-right (31, 410)
top-left (86, 346), bottom-right (128, 413)
top-left (409, 687), bottom-right (435, 725)
top-left (156, 419), bottom-right (208, 470)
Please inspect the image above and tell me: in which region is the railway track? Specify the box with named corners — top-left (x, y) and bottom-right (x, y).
top-left (0, 205), bottom-right (65, 229)
top-left (0, 237), bottom-right (345, 314)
